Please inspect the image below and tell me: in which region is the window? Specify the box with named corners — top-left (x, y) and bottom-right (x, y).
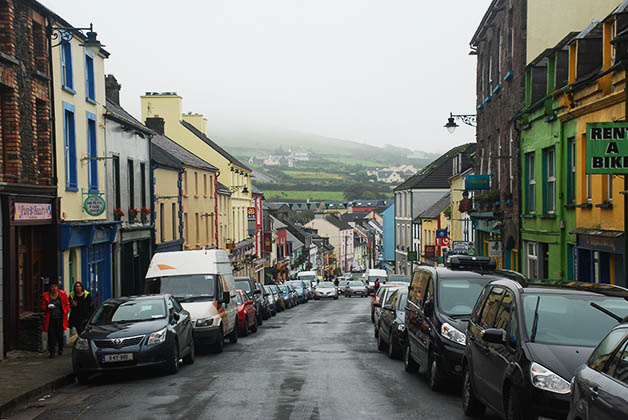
top-left (184, 212), bottom-right (188, 241)
top-left (525, 152), bottom-right (535, 213)
top-left (205, 215), bottom-right (209, 245)
top-left (60, 38), bottom-right (74, 92)
top-left (586, 174), bottom-right (592, 202)
top-left (526, 242), bottom-right (538, 279)
top-left (488, 42), bottom-right (493, 85)
top-left (509, 126), bottom-right (514, 193)
top-left (494, 290), bottom-right (514, 331)
top-left (478, 287), bottom-right (504, 329)
top-left (194, 172), bottom-right (198, 197)
top-left (184, 171), bottom-right (188, 196)
top-left (611, 340), bottom-right (628, 385)
top-left (63, 102), bottom-right (77, 190)
top-left (195, 213), bottom-right (200, 244)
top-left (497, 28), bottom-right (502, 81)
top-left (408, 270), bottom-right (430, 308)
top-left (567, 137), bottom-right (576, 204)
top-left (203, 174), bottom-right (208, 197)
top-left (608, 175), bottom-right (613, 203)
top-left (86, 112), bottom-right (97, 192)
top-left (127, 159), bottom-right (134, 210)
top-left (543, 147), bottom-right (555, 213)
top-left (140, 162), bottom-right (146, 208)
top-left (84, 53), bottom-right (95, 102)
top-left (172, 203), bottom-right (177, 240)
top-left (112, 156), bottom-right (120, 209)
top-left (32, 21), bottom-right (47, 74)
top-left (160, 203), bottom-right (165, 242)
top-left (35, 99), bottom-right (49, 179)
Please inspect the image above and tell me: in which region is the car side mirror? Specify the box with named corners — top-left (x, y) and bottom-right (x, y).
top-left (383, 304), bottom-right (394, 312)
top-left (369, 293), bottom-right (375, 297)
top-left (374, 302), bottom-right (381, 308)
top-left (171, 311), bottom-right (180, 322)
top-left (254, 289), bottom-right (262, 295)
top-left (482, 328), bottom-right (507, 345)
top-left (223, 291), bottom-right (231, 304)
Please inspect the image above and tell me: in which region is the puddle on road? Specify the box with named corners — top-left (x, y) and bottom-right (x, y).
top-left (305, 321), bottom-right (328, 325)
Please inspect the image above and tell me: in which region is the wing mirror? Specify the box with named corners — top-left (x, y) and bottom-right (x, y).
top-left (482, 328), bottom-right (507, 345)
top-left (383, 304), bottom-right (394, 312)
top-left (373, 302), bottom-right (381, 308)
top-left (171, 312), bottom-right (180, 323)
top-left (222, 291), bottom-right (231, 304)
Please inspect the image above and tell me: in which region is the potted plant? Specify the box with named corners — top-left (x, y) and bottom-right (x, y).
top-left (140, 206), bottom-right (151, 224)
top-left (113, 208), bottom-right (125, 221)
top-left (128, 208), bottom-right (139, 224)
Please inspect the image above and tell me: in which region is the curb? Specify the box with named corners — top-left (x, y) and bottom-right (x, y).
top-left (0, 373), bottom-right (75, 417)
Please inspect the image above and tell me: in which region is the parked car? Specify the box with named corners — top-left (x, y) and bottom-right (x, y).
top-left (144, 249), bottom-right (238, 353)
top-left (254, 283), bottom-right (272, 320)
top-left (568, 321), bottom-right (628, 420)
top-left (268, 284), bottom-right (286, 311)
top-left (404, 256), bottom-right (526, 391)
top-left (372, 284), bottom-right (405, 334)
top-left (72, 295), bottom-right (194, 384)
top-left (263, 285), bottom-right (277, 316)
top-left (235, 276), bottom-right (264, 325)
top-left (278, 285), bottom-right (294, 308)
top-left (286, 284), bottom-right (299, 306)
top-left (287, 280), bottom-right (308, 303)
top-left (463, 280), bottom-right (628, 420)
top-left (314, 282), bottom-right (338, 300)
top-left (345, 280), bottom-right (368, 297)
top-left (235, 290), bottom-right (258, 336)
top-left (376, 288), bottom-right (408, 359)
top-left (338, 280), bottom-right (351, 294)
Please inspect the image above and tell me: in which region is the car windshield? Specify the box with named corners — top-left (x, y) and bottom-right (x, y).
top-left (145, 275), bottom-right (216, 302)
top-left (234, 279), bottom-right (252, 292)
top-left (91, 299), bottom-right (166, 325)
top-left (287, 281), bottom-right (304, 288)
top-left (340, 280), bottom-right (350, 286)
top-left (437, 278), bottom-right (488, 316)
top-left (298, 275), bottom-right (317, 281)
top-left (388, 275), bottom-right (410, 283)
top-left (523, 294), bottom-right (628, 347)
top-left (350, 281), bottom-right (363, 287)
top-left (235, 293), bottom-right (244, 305)
top-left (279, 285), bottom-right (288, 292)
top-left (319, 282), bottom-right (334, 288)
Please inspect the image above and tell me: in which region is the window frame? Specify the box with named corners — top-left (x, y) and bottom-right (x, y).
top-left (84, 51), bottom-right (96, 103)
top-left (526, 241), bottom-right (538, 279)
top-left (60, 38), bottom-right (74, 93)
top-left (63, 101), bottom-right (77, 191)
top-left (567, 137), bottom-right (576, 204)
top-left (86, 111), bottom-right (98, 193)
top-left (127, 159), bottom-right (135, 210)
top-left (543, 147), bottom-right (556, 214)
top-left (525, 152), bottom-right (536, 214)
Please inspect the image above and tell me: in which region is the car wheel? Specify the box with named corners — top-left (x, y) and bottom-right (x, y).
top-left (183, 340), bottom-right (195, 365)
top-left (228, 319), bottom-right (238, 344)
top-left (76, 373), bottom-right (89, 385)
top-left (251, 315), bottom-right (259, 333)
top-left (167, 342), bottom-right (180, 374)
top-left (213, 327), bottom-right (224, 353)
top-left (404, 342), bottom-right (419, 373)
top-left (462, 367), bottom-right (486, 417)
top-left (388, 331), bottom-right (399, 359)
top-left (426, 350), bottom-right (444, 391)
top-left (377, 327), bottom-right (386, 351)
top-left (241, 317), bottom-right (249, 336)
top-left (257, 313), bottom-right (263, 326)
top-left (334, 296), bottom-right (338, 300)
top-left (506, 387), bottom-right (531, 420)
top-left (371, 310), bottom-right (375, 323)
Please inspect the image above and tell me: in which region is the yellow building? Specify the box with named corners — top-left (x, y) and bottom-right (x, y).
top-left (51, 19), bottom-right (118, 306)
top-left (217, 183), bottom-right (232, 249)
top-left (557, 9), bottom-right (626, 283)
top-left (449, 168), bottom-right (474, 244)
top-left (418, 194), bottom-right (450, 266)
top-left (140, 93), bottom-right (252, 246)
top-left (150, 129), bottom-right (218, 251)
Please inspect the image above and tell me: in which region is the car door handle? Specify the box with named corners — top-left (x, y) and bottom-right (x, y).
top-left (588, 386), bottom-right (599, 399)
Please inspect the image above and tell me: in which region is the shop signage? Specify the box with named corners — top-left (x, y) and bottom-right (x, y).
top-left (465, 174), bottom-right (490, 190)
top-left (407, 251), bottom-right (418, 261)
top-left (247, 207), bottom-right (256, 221)
top-left (488, 240), bottom-right (502, 257)
top-left (14, 202), bottom-right (52, 220)
top-left (452, 241), bottom-right (472, 255)
top-left (586, 122), bottom-right (628, 174)
top-left (435, 237), bottom-right (450, 247)
top-left (83, 195), bottom-right (106, 216)
top-left (424, 245), bottom-right (436, 259)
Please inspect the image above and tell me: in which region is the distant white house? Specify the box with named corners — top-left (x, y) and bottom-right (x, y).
top-left (368, 165), bottom-right (418, 184)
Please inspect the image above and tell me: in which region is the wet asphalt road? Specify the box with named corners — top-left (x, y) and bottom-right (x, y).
top-left (12, 296), bottom-right (501, 420)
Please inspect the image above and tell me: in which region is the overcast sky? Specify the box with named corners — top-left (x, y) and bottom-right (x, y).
top-left (41, 0), bottom-right (490, 153)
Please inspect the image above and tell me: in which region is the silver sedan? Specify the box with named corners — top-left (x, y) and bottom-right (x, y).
top-left (345, 281), bottom-right (368, 297)
top-left (314, 282), bottom-right (338, 300)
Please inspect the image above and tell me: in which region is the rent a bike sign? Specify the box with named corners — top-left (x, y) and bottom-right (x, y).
top-left (587, 122), bottom-right (628, 174)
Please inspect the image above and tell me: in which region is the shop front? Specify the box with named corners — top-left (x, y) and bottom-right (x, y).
top-left (2, 194), bottom-right (59, 354)
top-left (117, 227), bottom-right (152, 297)
top-left (573, 228), bottom-right (625, 286)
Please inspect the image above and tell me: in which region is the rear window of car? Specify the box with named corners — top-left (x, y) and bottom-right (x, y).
top-left (350, 281), bottom-right (363, 286)
top-left (235, 279), bottom-right (252, 292)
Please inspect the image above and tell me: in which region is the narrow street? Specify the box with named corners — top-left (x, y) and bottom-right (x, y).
top-left (11, 298), bottom-right (499, 420)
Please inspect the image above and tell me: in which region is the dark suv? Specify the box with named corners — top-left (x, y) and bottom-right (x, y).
top-left (462, 280), bottom-right (628, 420)
top-left (234, 277), bottom-right (264, 325)
top-left (403, 256), bottom-right (525, 391)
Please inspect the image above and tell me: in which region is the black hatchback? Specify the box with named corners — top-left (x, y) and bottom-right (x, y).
top-left (403, 256), bottom-right (524, 391)
top-left (568, 322), bottom-right (628, 420)
top-left (462, 281), bottom-right (628, 420)
top-left (72, 295), bottom-right (194, 384)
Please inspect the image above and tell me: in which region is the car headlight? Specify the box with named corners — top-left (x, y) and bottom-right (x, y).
top-left (147, 327), bottom-right (168, 345)
top-left (75, 337), bottom-right (89, 351)
top-left (441, 322), bottom-right (466, 345)
top-left (530, 362), bottom-right (571, 394)
top-left (397, 324), bottom-right (406, 332)
top-left (195, 317), bottom-right (214, 328)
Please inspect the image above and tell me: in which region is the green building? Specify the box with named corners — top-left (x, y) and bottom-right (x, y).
top-left (519, 35), bottom-right (577, 281)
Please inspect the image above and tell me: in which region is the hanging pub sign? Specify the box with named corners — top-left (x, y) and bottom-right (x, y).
top-left (586, 122), bottom-right (628, 174)
top-left (407, 251), bottom-right (418, 261)
top-left (465, 174), bottom-right (490, 190)
top-left (83, 195), bottom-right (106, 216)
top-left (424, 245), bottom-right (436, 259)
top-left (247, 207), bottom-right (256, 221)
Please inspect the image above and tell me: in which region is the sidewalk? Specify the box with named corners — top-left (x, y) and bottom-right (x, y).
top-left (0, 345), bottom-right (74, 417)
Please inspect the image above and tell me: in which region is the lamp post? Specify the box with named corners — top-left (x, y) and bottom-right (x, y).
top-left (47, 23), bottom-right (104, 55)
top-left (444, 112), bottom-right (477, 134)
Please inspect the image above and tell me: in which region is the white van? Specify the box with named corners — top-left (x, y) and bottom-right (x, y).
top-left (297, 270), bottom-right (318, 288)
top-left (145, 249), bottom-right (238, 352)
top-left (362, 269), bottom-right (388, 289)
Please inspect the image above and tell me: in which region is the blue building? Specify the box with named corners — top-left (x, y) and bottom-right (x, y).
top-left (382, 203), bottom-right (395, 273)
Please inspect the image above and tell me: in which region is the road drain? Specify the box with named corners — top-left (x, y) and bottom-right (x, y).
top-left (305, 321), bottom-right (328, 324)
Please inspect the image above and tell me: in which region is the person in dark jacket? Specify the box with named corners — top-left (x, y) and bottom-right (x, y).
top-left (69, 281), bottom-right (94, 334)
top-left (41, 280), bottom-right (70, 358)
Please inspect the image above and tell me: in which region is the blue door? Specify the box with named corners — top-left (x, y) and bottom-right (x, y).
top-left (82, 243), bottom-right (112, 307)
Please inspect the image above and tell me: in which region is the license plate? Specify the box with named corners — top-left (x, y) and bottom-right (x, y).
top-left (102, 353), bottom-right (133, 363)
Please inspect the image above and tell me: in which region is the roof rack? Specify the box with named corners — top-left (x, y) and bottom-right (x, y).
top-left (446, 255), bottom-right (496, 271)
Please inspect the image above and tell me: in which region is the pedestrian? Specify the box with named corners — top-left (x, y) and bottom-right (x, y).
top-left (334, 277), bottom-right (339, 288)
top-left (41, 279), bottom-right (70, 358)
top-left (374, 278), bottom-right (380, 293)
top-left (69, 281), bottom-right (94, 334)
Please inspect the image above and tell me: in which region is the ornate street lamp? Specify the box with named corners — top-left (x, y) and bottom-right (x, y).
top-left (47, 23), bottom-right (104, 55)
top-left (444, 112), bottom-right (477, 134)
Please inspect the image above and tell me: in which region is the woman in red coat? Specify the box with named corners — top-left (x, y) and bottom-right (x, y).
top-left (41, 280), bottom-right (70, 358)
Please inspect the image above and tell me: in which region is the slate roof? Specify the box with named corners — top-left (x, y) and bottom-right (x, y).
top-left (217, 182), bottom-right (231, 195)
top-left (325, 215), bottom-right (352, 231)
top-left (340, 212), bottom-right (368, 223)
top-left (105, 99), bottom-right (153, 136)
top-left (152, 143), bottom-right (182, 170)
top-left (394, 143), bottom-right (475, 192)
top-left (151, 134), bottom-right (218, 172)
top-left (417, 193), bottom-right (451, 220)
top-left (286, 230), bottom-right (304, 250)
top-left (181, 120), bottom-right (251, 171)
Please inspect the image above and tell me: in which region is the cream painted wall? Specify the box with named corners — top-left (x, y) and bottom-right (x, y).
top-left (304, 218), bottom-right (342, 259)
top-left (181, 166), bottom-right (217, 249)
top-left (52, 36), bottom-right (107, 222)
top-left (449, 173), bottom-right (466, 242)
top-left (218, 192), bottom-right (232, 248)
top-left (154, 167), bottom-right (180, 244)
top-left (527, 0), bottom-right (620, 64)
top-left (140, 94), bottom-right (252, 243)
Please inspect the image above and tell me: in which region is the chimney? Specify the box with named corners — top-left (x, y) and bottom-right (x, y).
top-left (145, 117), bottom-right (165, 135)
top-left (105, 75), bottom-right (121, 105)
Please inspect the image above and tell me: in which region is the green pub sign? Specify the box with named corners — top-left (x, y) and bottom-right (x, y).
top-left (586, 122), bottom-right (628, 174)
top-left (407, 251), bottom-right (418, 261)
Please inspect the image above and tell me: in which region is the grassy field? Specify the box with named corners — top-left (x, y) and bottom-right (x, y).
top-left (324, 156), bottom-right (382, 167)
top-left (282, 170), bottom-right (341, 180)
top-left (262, 190), bottom-right (345, 201)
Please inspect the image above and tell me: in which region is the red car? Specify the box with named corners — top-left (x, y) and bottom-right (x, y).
top-left (370, 284), bottom-right (401, 323)
top-left (235, 289), bottom-right (258, 336)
